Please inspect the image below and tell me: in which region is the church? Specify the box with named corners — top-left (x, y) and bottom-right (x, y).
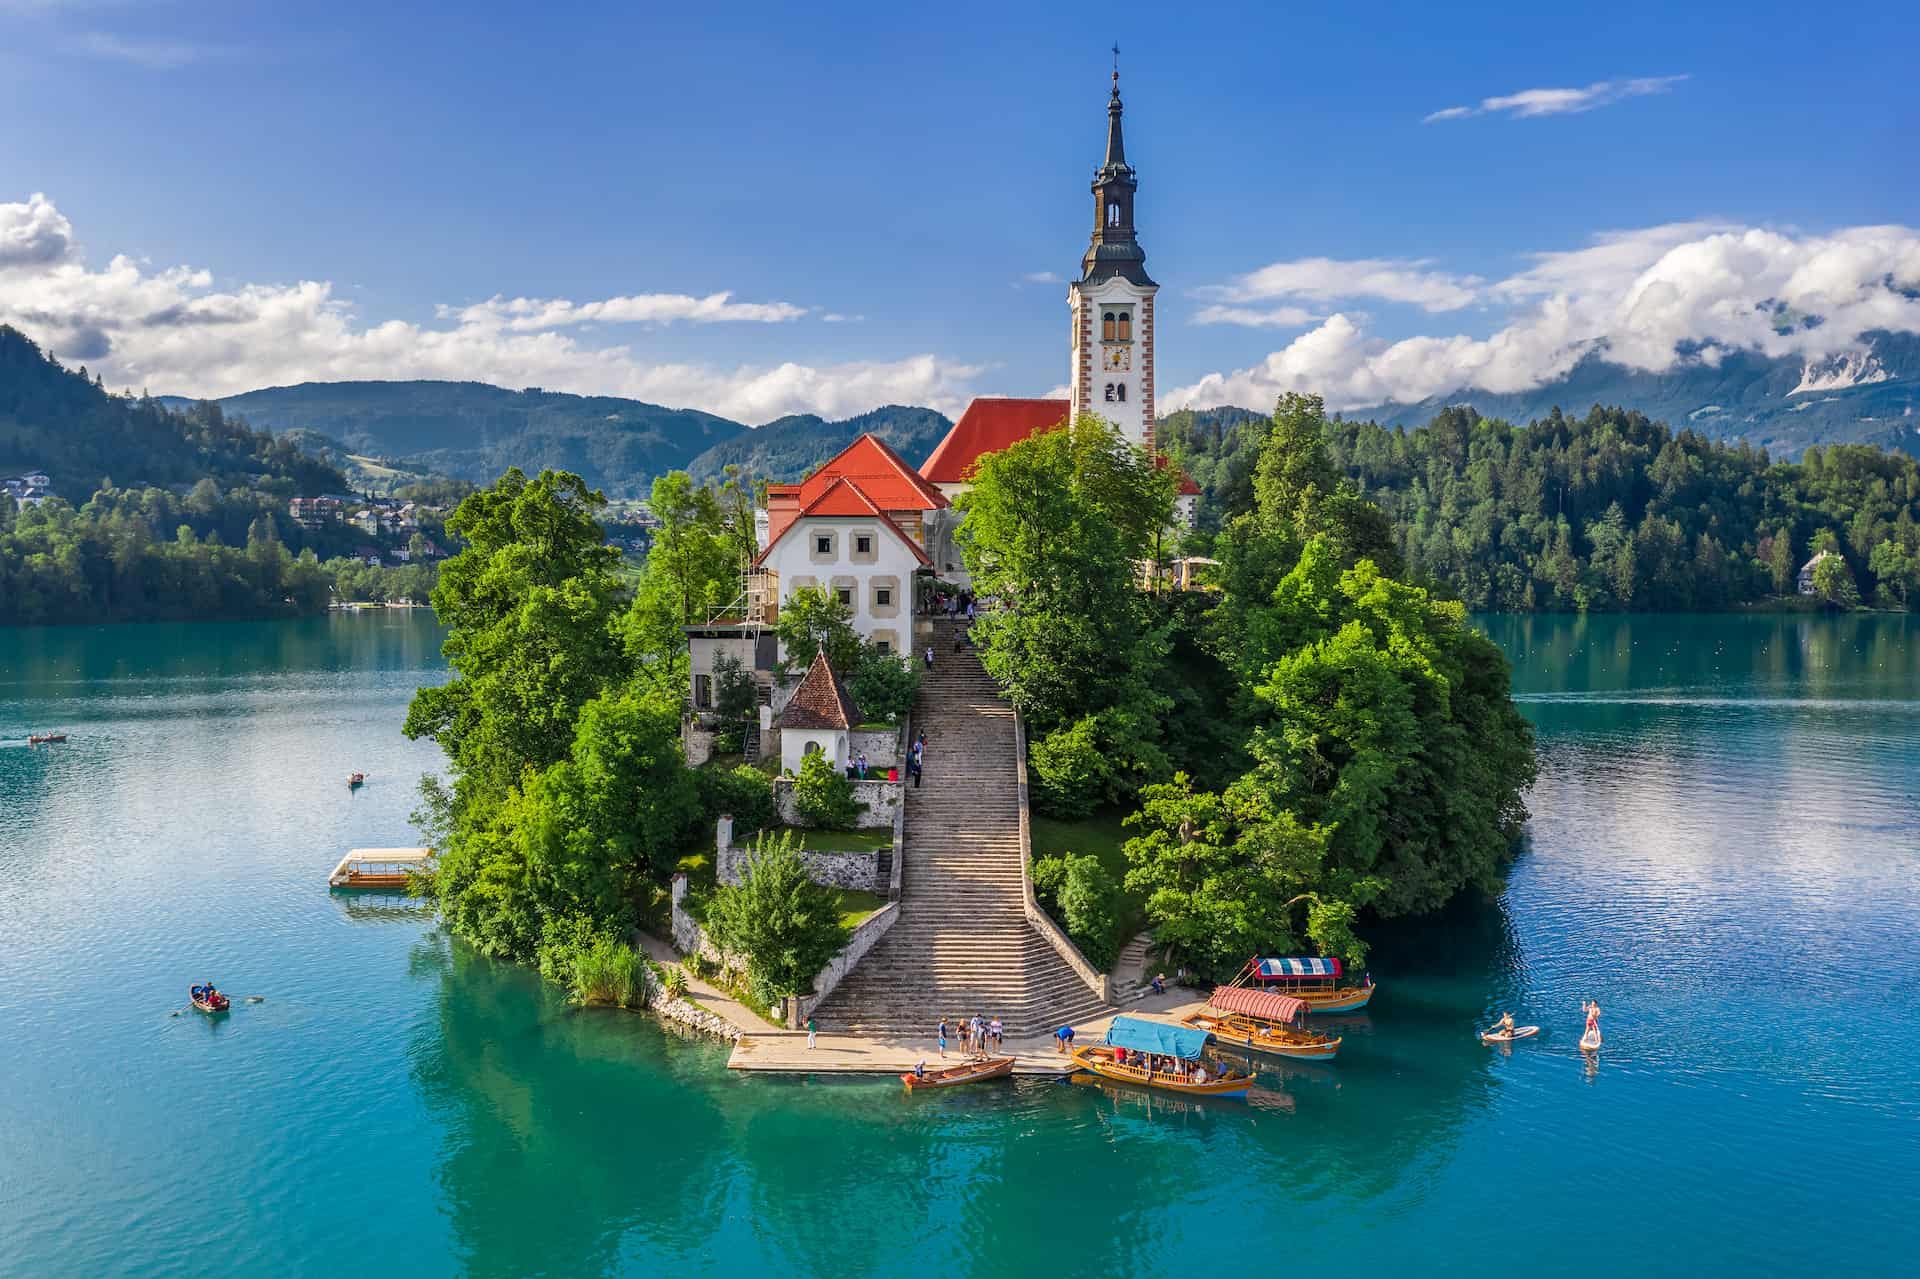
top-left (686, 67), bottom-right (1198, 714)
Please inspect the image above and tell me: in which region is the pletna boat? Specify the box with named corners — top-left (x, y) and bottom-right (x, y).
top-left (902, 1055), bottom-right (1014, 1091)
top-left (328, 847), bottom-right (434, 889)
top-left (190, 985), bottom-right (230, 1014)
top-left (28, 733), bottom-right (68, 745)
top-left (1180, 987), bottom-right (1340, 1061)
top-left (1071, 1015), bottom-right (1255, 1099)
top-left (1244, 956), bottom-right (1376, 1013)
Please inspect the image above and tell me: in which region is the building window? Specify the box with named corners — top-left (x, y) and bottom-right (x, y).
top-left (803, 739), bottom-right (822, 757)
top-left (1116, 383), bottom-right (1127, 402)
top-left (1102, 311), bottom-right (1116, 342)
top-left (1117, 311), bottom-right (1131, 341)
top-left (694, 674), bottom-right (712, 708)
top-left (875, 587), bottom-right (892, 607)
top-left (1107, 202), bottom-right (1120, 227)
top-left (836, 587), bottom-right (852, 607)
top-left (816, 535), bottom-right (832, 554)
top-left (876, 639), bottom-right (891, 655)
top-left (855, 535), bottom-right (872, 554)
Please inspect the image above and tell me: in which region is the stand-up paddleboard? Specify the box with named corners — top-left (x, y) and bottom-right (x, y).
top-left (1579, 1029), bottom-right (1602, 1052)
top-left (1480, 1026), bottom-right (1540, 1043)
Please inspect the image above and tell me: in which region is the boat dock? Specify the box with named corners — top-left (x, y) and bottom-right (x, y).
top-left (328, 847), bottom-right (433, 889)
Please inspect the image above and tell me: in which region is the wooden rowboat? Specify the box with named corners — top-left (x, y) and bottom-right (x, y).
top-left (1180, 1010), bottom-right (1341, 1061)
top-left (28, 733), bottom-right (68, 745)
top-left (1071, 1045), bottom-right (1254, 1098)
top-left (191, 990), bottom-right (230, 1014)
top-left (901, 1055), bottom-right (1014, 1090)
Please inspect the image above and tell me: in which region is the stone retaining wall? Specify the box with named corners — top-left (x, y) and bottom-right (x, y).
top-left (850, 727), bottom-right (901, 767)
top-left (669, 874), bottom-right (748, 980)
top-left (788, 902), bottom-right (899, 1030)
top-left (772, 776), bottom-right (901, 829)
top-left (682, 719), bottom-right (717, 768)
top-left (719, 838), bottom-right (883, 893)
top-left (648, 991), bottom-right (745, 1043)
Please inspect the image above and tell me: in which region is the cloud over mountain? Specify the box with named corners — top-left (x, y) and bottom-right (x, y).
top-left (1165, 222), bottom-right (1920, 414)
top-left (0, 192), bottom-right (979, 420)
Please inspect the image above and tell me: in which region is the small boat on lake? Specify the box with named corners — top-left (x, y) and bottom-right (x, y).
top-left (1071, 1015), bottom-right (1255, 1099)
top-left (190, 984), bottom-right (230, 1014)
top-left (1181, 987), bottom-right (1341, 1061)
top-left (328, 847), bottom-right (433, 889)
top-left (28, 733), bottom-right (68, 745)
top-left (347, 772), bottom-right (366, 788)
top-left (1244, 956), bottom-right (1376, 1013)
top-left (902, 1055), bottom-right (1014, 1091)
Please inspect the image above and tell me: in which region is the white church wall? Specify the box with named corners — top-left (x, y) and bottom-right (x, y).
top-left (764, 516), bottom-right (921, 659)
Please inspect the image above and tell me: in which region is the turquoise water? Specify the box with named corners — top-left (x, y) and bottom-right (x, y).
top-left (2, 611), bottom-right (1916, 1277)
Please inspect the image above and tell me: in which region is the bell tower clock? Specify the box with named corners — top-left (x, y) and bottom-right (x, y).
top-left (1069, 62), bottom-right (1157, 451)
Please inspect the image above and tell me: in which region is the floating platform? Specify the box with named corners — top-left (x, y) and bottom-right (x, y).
top-left (328, 847), bottom-right (432, 890)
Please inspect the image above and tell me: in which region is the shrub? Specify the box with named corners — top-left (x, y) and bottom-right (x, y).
top-left (703, 829), bottom-right (850, 999)
top-left (568, 936), bottom-right (648, 1007)
top-left (1029, 715), bottom-right (1111, 819)
top-left (847, 641), bottom-right (920, 723)
top-left (696, 761), bottom-right (777, 836)
top-left (1055, 852), bottom-right (1121, 970)
top-left (683, 951), bottom-right (712, 981)
top-left (661, 963), bottom-right (689, 1001)
top-left (1030, 853), bottom-right (1068, 914)
top-left (793, 750), bottom-right (862, 830)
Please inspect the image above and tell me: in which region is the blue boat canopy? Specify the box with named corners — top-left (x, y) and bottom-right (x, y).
top-left (1103, 1015), bottom-right (1211, 1060)
top-left (1255, 957), bottom-right (1342, 978)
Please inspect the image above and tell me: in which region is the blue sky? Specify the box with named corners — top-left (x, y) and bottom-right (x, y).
top-left (2, 0), bottom-right (1916, 422)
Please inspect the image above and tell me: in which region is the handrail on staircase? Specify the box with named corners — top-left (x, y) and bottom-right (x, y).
top-left (888, 706), bottom-right (909, 903)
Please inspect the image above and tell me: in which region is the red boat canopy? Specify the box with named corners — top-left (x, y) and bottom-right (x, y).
top-left (1254, 957), bottom-right (1342, 979)
top-left (1209, 986), bottom-right (1308, 1023)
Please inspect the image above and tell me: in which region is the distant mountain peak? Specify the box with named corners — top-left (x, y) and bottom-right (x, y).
top-left (1790, 349), bottom-right (1891, 396)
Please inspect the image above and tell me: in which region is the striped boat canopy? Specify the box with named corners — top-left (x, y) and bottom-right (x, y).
top-left (1254, 957), bottom-right (1343, 979)
top-left (1208, 986), bottom-right (1308, 1023)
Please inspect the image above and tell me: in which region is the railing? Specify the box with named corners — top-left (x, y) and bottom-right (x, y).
top-left (888, 707), bottom-right (910, 902)
top-left (1013, 710), bottom-right (1113, 1005)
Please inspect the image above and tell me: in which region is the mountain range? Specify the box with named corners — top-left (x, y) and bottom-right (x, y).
top-left (99, 329), bottom-right (1920, 502)
top-left (159, 381), bottom-right (955, 496)
top-left (1354, 331), bottom-right (1920, 457)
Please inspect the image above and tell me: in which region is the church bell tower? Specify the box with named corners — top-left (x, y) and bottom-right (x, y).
top-left (1069, 62), bottom-right (1157, 450)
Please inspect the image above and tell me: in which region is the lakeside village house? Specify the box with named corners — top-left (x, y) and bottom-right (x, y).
top-left (4, 471), bottom-right (53, 507)
top-left (684, 69), bottom-right (1199, 766)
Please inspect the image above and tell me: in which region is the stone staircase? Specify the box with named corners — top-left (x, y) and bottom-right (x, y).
top-left (1110, 931), bottom-right (1156, 1004)
top-left (813, 619), bottom-right (1114, 1040)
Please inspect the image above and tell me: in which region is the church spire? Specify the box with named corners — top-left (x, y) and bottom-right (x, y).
top-left (1081, 57), bottom-right (1153, 288)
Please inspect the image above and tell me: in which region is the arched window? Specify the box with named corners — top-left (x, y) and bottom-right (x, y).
top-left (1117, 311), bottom-right (1131, 341)
top-left (1116, 383), bottom-right (1127, 402)
top-left (1103, 383), bottom-right (1115, 402)
top-left (1107, 202), bottom-right (1120, 227)
top-left (1102, 312), bottom-right (1116, 342)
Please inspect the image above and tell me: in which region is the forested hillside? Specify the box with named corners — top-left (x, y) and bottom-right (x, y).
top-left (683, 405), bottom-right (951, 484)
top-left (1164, 401), bottom-right (1920, 612)
top-left (188, 380), bottom-right (745, 496)
top-left (0, 326), bottom-right (341, 501)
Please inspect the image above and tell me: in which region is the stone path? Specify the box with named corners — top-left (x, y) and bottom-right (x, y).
top-left (809, 619), bottom-right (1115, 1040)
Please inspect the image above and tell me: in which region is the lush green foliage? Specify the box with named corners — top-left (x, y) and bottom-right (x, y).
top-left (536, 915), bottom-right (651, 1008)
top-left (703, 830), bottom-right (851, 999)
top-left (1168, 397), bottom-right (1920, 611)
top-left (697, 762), bottom-right (779, 836)
top-left (792, 750), bottom-right (862, 830)
top-left (845, 640), bottom-right (920, 724)
top-left (1030, 851), bottom-right (1121, 969)
top-left (772, 584), bottom-right (864, 675)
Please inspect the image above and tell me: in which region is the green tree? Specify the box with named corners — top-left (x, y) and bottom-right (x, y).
top-left (704, 829), bottom-right (850, 1000)
top-left (792, 749), bottom-right (862, 829)
top-left (1811, 552), bottom-right (1861, 609)
top-left (846, 641), bottom-right (919, 724)
top-left (1768, 525), bottom-right (1796, 595)
top-left (1868, 539), bottom-right (1916, 609)
top-left (773, 585), bottom-right (863, 676)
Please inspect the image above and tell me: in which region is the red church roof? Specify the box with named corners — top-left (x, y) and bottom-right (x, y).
top-left (811, 433), bottom-right (948, 511)
top-left (1156, 455), bottom-right (1202, 495)
top-left (920, 397), bottom-right (1071, 484)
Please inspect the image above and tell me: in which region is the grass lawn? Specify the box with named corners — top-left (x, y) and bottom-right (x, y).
top-left (749, 824), bottom-right (894, 852)
top-left (829, 888), bottom-right (888, 928)
top-left (1028, 808), bottom-right (1146, 964)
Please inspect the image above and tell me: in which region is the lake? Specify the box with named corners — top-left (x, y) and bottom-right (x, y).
top-left (1, 610), bottom-right (1915, 1277)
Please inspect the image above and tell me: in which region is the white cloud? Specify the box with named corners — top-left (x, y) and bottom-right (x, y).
top-left (1191, 304), bottom-right (1318, 328)
top-left (1424, 75), bottom-right (1687, 124)
top-left (0, 192), bottom-right (75, 267)
top-left (820, 312), bottom-right (864, 323)
top-left (68, 32), bottom-right (227, 69)
top-left (1020, 271), bottom-right (1063, 285)
top-left (1164, 222), bottom-right (1920, 414)
top-left (1200, 256), bottom-right (1482, 313)
top-left (0, 193), bottom-right (981, 421)
top-left (447, 291), bottom-right (806, 330)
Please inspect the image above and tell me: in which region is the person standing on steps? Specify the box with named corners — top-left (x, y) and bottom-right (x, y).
top-left (923, 644), bottom-right (934, 670)
top-left (806, 1015), bottom-right (818, 1050)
